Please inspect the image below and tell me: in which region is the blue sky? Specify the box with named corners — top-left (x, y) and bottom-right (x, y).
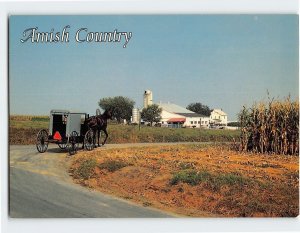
top-left (9, 15), bottom-right (298, 120)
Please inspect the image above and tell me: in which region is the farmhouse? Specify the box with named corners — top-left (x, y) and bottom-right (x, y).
top-left (210, 109), bottom-right (228, 126)
top-left (158, 102), bottom-right (210, 128)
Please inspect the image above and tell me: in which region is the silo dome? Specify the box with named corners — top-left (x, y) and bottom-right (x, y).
top-left (143, 90), bottom-right (153, 108)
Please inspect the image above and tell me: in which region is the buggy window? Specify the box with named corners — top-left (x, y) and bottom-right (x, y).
top-left (63, 115), bottom-right (68, 124)
top-left (80, 114), bottom-right (85, 124)
top-left (52, 114), bottom-right (66, 137)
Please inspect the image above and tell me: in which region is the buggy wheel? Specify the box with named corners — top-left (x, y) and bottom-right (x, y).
top-left (84, 129), bottom-right (94, 151)
top-left (58, 143), bottom-right (67, 150)
top-left (68, 131), bottom-right (79, 155)
top-left (36, 129), bottom-right (49, 153)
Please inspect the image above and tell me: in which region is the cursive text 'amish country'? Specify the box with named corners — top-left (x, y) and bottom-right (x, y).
top-left (20, 25), bottom-right (133, 48)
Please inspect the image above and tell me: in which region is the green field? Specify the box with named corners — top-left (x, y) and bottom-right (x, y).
top-left (107, 124), bottom-right (240, 143)
top-left (9, 116), bottom-right (240, 144)
top-left (10, 119), bottom-right (49, 129)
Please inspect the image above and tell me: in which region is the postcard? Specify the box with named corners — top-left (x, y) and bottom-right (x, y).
top-left (9, 15), bottom-right (299, 218)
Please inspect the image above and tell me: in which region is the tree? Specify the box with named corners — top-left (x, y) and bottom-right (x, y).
top-left (186, 102), bottom-right (211, 116)
top-left (141, 104), bottom-right (162, 126)
top-left (99, 96), bottom-right (135, 123)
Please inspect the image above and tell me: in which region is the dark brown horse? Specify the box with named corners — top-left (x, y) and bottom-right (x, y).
top-left (87, 109), bottom-right (112, 147)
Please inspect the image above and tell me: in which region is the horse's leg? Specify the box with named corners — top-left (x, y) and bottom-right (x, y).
top-left (102, 128), bottom-right (108, 145)
top-left (97, 128), bottom-right (101, 147)
top-left (93, 129), bottom-right (97, 148)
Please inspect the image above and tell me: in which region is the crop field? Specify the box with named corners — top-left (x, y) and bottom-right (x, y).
top-left (9, 115), bottom-right (240, 144)
top-left (69, 144), bottom-right (299, 217)
top-left (240, 98), bottom-right (299, 155)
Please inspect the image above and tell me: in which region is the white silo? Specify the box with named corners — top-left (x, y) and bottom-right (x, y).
top-left (132, 108), bottom-right (140, 124)
top-left (143, 90), bottom-right (153, 108)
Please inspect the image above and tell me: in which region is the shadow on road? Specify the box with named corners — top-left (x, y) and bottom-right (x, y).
top-left (45, 147), bottom-right (67, 154)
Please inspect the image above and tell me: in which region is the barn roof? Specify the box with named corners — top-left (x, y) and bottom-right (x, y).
top-left (177, 113), bottom-right (208, 118)
top-left (212, 109), bottom-right (227, 116)
top-left (158, 103), bottom-right (193, 114)
top-left (158, 103), bottom-right (210, 118)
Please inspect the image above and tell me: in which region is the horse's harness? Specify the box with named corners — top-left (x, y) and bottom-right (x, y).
top-left (87, 115), bottom-right (106, 129)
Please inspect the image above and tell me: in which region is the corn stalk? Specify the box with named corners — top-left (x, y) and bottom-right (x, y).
top-left (239, 97), bottom-right (299, 155)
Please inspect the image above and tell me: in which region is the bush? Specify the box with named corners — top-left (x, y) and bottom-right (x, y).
top-left (170, 170), bottom-right (212, 186)
top-left (170, 169), bottom-right (250, 189)
top-left (99, 160), bottom-right (129, 172)
top-left (73, 158), bottom-right (97, 180)
top-left (227, 122), bottom-right (240, 127)
top-left (216, 173), bottom-right (249, 186)
top-left (208, 173), bottom-right (250, 191)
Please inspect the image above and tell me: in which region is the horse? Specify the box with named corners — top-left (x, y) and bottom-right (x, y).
top-left (86, 109), bottom-right (112, 147)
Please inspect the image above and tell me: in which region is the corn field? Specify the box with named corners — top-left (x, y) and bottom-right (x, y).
top-left (239, 97), bottom-right (299, 155)
top-left (10, 115), bottom-right (49, 121)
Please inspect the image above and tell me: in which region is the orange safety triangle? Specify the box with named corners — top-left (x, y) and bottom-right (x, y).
top-left (53, 131), bottom-right (62, 140)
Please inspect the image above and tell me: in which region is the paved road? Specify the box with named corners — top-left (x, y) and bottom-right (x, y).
top-left (9, 144), bottom-right (183, 218)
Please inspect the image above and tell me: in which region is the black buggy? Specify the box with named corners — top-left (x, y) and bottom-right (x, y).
top-left (36, 110), bottom-right (95, 155)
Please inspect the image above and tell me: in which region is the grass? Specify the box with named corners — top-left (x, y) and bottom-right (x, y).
top-left (10, 115), bottom-right (49, 129)
top-left (10, 115), bottom-right (49, 121)
top-left (71, 158), bottom-right (131, 180)
top-left (169, 168), bottom-right (298, 216)
top-left (69, 145), bottom-right (299, 217)
top-left (214, 173), bottom-right (249, 186)
top-left (10, 119), bottom-right (49, 129)
top-left (99, 160), bottom-right (130, 172)
top-left (31, 116), bottom-right (49, 122)
top-left (72, 158), bottom-right (97, 180)
top-left (9, 116), bottom-right (240, 144)
top-left (170, 169), bottom-right (251, 190)
top-left (170, 170), bottom-right (211, 186)
top-left (178, 161), bottom-right (196, 170)
top-left (107, 124), bottom-right (240, 143)
top-left (207, 173), bottom-right (251, 192)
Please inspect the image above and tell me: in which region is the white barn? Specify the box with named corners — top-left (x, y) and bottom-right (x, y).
top-left (158, 102), bottom-right (210, 128)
